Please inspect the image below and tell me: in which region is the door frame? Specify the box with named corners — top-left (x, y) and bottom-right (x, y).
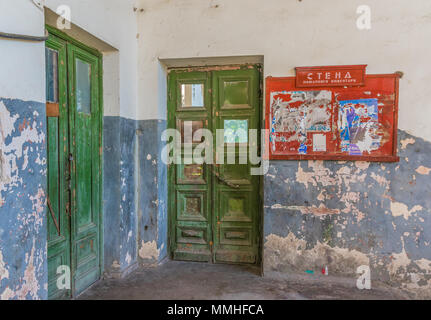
top-left (166, 64), bottom-right (264, 268)
top-left (45, 25), bottom-right (104, 297)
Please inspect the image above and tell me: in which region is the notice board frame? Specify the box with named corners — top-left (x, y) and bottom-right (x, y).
top-left (265, 74), bottom-right (400, 162)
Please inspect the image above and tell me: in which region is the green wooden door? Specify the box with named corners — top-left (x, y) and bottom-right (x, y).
top-left (168, 66), bottom-right (261, 265)
top-left (46, 33), bottom-right (102, 298)
top-left (46, 34), bottom-right (71, 300)
top-left (67, 44), bottom-right (102, 295)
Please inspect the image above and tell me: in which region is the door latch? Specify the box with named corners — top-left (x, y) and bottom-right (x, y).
top-left (67, 154), bottom-right (74, 189)
top-left (211, 165), bottom-right (240, 189)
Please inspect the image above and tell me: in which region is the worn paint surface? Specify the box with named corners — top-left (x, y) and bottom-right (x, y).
top-left (0, 98), bottom-right (47, 300)
top-left (103, 116), bottom-right (138, 276)
top-left (270, 90), bottom-right (332, 155)
top-left (338, 99), bottom-right (381, 155)
top-left (119, 118), bottom-right (137, 271)
top-left (137, 119), bottom-right (167, 266)
top-left (103, 117), bottom-right (167, 275)
top-left (103, 116), bottom-right (122, 275)
top-left (264, 130), bottom-right (431, 298)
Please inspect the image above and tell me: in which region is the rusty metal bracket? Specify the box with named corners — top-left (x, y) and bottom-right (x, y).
top-left (47, 196), bottom-right (61, 236)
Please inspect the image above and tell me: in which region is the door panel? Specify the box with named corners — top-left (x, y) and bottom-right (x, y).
top-left (46, 34), bottom-right (71, 300)
top-left (67, 44), bottom-right (101, 295)
top-left (177, 163), bottom-right (206, 185)
top-left (213, 68), bottom-right (260, 264)
top-left (168, 66), bottom-right (261, 265)
top-left (169, 71), bottom-right (212, 262)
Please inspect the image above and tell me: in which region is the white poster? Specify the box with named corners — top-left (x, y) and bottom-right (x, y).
top-left (313, 134), bottom-right (327, 152)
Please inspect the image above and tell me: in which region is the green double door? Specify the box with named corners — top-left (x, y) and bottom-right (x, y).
top-left (46, 31), bottom-right (102, 299)
top-left (168, 66), bottom-right (262, 265)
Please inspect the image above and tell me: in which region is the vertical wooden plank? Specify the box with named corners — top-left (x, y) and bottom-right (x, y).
top-left (67, 43), bottom-right (101, 296)
top-left (46, 33), bottom-right (71, 300)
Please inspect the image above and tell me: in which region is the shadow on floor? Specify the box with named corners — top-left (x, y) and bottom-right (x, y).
top-left (78, 260), bottom-right (408, 300)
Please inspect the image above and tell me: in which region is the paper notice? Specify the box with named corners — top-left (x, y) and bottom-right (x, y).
top-left (313, 134), bottom-right (327, 152)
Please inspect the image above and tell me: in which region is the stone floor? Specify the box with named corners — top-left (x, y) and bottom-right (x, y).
top-left (78, 260), bottom-right (409, 300)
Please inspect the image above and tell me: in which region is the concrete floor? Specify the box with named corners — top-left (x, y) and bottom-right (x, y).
top-left (78, 260), bottom-right (409, 300)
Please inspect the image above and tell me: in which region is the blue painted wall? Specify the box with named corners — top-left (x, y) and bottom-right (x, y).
top-left (103, 116), bottom-right (138, 276)
top-left (102, 116), bottom-right (122, 275)
top-left (136, 119), bottom-right (167, 265)
top-left (0, 98), bottom-right (47, 300)
top-left (103, 117), bottom-right (167, 275)
top-left (119, 118), bottom-right (138, 271)
top-left (264, 130), bottom-right (431, 298)
top-left (3, 101), bottom-right (429, 299)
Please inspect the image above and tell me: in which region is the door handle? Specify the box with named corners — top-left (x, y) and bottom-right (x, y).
top-left (212, 165), bottom-right (240, 189)
top-left (66, 154), bottom-right (73, 189)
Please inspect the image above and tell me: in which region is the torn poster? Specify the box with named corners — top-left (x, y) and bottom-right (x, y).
top-left (270, 90), bottom-right (332, 155)
top-left (265, 75), bottom-right (399, 161)
top-left (338, 98), bottom-right (382, 155)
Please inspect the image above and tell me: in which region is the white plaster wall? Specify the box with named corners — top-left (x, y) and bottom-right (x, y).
top-left (45, 0), bottom-right (138, 118)
top-left (2, 0), bottom-right (430, 140)
top-left (136, 0), bottom-right (431, 142)
top-left (0, 0), bottom-right (46, 102)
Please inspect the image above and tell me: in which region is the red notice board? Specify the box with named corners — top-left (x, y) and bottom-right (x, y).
top-left (265, 74), bottom-right (400, 162)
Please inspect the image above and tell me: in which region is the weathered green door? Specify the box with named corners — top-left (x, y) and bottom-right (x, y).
top-left (168, 66), bottom-right (261, 265)
top-left (67, 44), bottom-right (102, 295)
top-left (46, 34), bottom-right (71, 300)
top-left (46, 32), bottom-right (102, 299)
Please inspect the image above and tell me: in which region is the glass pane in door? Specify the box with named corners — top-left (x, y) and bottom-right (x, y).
top-left (45, 48), bottom-right (59, 103)
top-left (76, 58), bottom-right (91, 114)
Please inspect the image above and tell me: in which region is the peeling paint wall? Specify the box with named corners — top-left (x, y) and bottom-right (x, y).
top-left (264, 130), bottom-right (431, 298)
top-left (0, 99), bottom-right (47, 300)
top-left (137, 119), bottom-right (168, 266)
top-left (103, 118), bottom-right (168, 275)
top-left (0, 0), bottom-right (47, 301)
top-left (134, 1), bottom-right (431, 297)
top-left (103, 117), bottom-right (139, 277)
